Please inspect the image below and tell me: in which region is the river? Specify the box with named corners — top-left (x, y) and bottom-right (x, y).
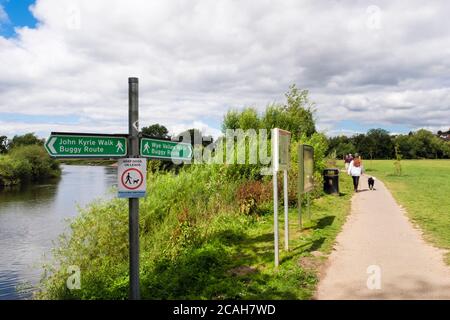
top-left (0, 165), bottom-right (117, 300)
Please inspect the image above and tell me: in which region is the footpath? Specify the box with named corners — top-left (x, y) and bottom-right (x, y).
top-left (316, 175), bottom-right (450, 299)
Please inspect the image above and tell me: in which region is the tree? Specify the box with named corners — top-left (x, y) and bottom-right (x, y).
top-left (8, 133), bottom-right (44, 149)
top-left (283, 84), bottom-right (316, 138)
top-left (366, 128), bottom-right (393, 159)
top-left (238, 108), bottom-right (260, 130)
top-left (175, 128), bottom-right (213, 147)
top-left (327, 135), bottom-right (356, 158)
top-left (222, 84), bottom-right (316, 140)
top-left (141, 124), bottom-right (170, 139)
top-left (0, 136), bottom-right (8, 154)
top-left (222, 110), bottom-right (240, 132)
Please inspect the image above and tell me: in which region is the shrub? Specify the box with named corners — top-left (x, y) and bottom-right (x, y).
top-left (236, 180), bottom-right (272, 215)
top-left (37, 164), bottom-right (241, 299)
top-left (0, 154), bottom-right (33, 185)
top-left (9, 144), bottom-right (60, 181)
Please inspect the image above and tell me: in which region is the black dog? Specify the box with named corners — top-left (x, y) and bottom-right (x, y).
top-left (368, 177), bottom-right (375, 190)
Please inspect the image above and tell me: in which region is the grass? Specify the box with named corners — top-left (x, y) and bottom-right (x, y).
top-left (365, 159), bottom-right (450, 263)
top-left (141, 172), bottom-right (354, 299)
top-left (37, 165), bottom-right (354, 300)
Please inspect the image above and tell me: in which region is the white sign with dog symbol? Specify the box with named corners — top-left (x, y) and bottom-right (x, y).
top-left (118, 158), bottom-right (147, 198)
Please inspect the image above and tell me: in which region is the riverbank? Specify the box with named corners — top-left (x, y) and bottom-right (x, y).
top-left (37, 165), bottom-right (353, 300)
top-left (58, 159), bottom-right (117, 166)
top-left (0, 145), bottom-right (60, 187)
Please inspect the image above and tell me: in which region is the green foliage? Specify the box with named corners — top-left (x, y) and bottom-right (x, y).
top-left (36, 85), bottom-right (346, 300)
top-left (393, 144), bottom-right (402, 176)
top-left (9, 145), bottom-right (60, 180)
top-left (395, 129), bottom-right (448, 159)
top-left (8, 133), bottom-right (44, 149)
top-left (220, 85), bottom-right (320, 182)
top-left (141, 124), bottom-right (169, 139)
top-left (222, 84), bottom-right (316, 139)
top-left (222, 110), bottom-right (240, 132)
top-left (0, 144), bottom-right (60, 186)
top-left (175, 128), bottom-right (213, 147)
top-left (282, 85), bottom-right (316, 138)
top-left (0, 155), bottom-right (31, 185)
top-left (236, 180), bottom-right (272, 215)
top-left (328, 128), bottom-right (450, 160)
top-left (38, 163), bottom-right (354, 300)
top-left (37, 165), bottom-right (240, 299)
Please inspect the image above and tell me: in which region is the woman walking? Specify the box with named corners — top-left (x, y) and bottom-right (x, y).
top-left (344, 153), bottom-right (353, 171)
top-left (348, 153), bottom-right (363, 192)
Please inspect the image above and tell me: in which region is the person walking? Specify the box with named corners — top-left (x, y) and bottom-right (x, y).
top-left (348, 153), bottom-right (363, 192)
top-left (344, 154), bottom-right (353, 171)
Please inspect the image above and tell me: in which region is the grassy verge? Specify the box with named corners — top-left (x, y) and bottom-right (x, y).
top-left (365, 160), bottom-right (450, 263)
top-left (37, 165), bottom-right (353, 299)
top-left (163, 173), bottom-right (353, 300)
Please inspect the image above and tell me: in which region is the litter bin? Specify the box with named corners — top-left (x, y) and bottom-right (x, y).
top-left (323, 168), bottom-right (339, 194)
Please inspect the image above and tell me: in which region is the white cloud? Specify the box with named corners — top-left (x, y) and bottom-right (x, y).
top-left (1, 0), bottom-right (450, 139)
top-left (0, 4), bottom-right (9, 24)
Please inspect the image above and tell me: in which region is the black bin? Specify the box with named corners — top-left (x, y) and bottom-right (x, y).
top-left (323, 168), bottom-right (339, 194)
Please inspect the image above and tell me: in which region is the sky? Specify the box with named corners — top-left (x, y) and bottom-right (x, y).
top-left (0, 0), bottom-right (449, 139)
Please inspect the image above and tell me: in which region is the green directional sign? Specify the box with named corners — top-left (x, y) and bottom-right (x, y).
top-left (45, 134), bottom-right (127, 158)
top-left (140, 138), bottom-right (192, 161)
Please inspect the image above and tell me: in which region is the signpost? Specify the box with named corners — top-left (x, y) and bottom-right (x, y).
top-left (45, 134), bottom-right (127, 158)
top-left (140, 138), bottom-right (192, 161)
top-left (271, 128), bottom-right (291, 267)
top-left (298, 145), bottom-right (314, 228)
top-left (44, 77), bottom-right (194, 299)
top-left (127, 77), bottom-right (140, 300)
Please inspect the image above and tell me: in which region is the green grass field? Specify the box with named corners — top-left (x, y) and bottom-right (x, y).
top-left (365, 160), bottom-right (450, 263)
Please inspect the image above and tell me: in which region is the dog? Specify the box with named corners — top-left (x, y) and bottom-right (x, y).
top-left (368, 177), bottom-right (375, 190)
top-left (133, 179), bottom-right (140, 184)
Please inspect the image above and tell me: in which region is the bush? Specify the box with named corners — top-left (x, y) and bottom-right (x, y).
top-left (0, 154), bottom-right (33, 185)
top-left (9, 145), bottom-right (60, 181)
top-left (37, 164), bottom-right (241, 299)
top-left (236, 180), bottom-right (272, 215)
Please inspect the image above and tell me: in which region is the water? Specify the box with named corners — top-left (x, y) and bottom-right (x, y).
top-left (0, 165), bottom-right (117, 300)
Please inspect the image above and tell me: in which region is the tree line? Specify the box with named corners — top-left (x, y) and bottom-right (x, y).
top-left (0, 133), bottom-right (60, 186)
top-left (327, 128), bottom-right (450, 160)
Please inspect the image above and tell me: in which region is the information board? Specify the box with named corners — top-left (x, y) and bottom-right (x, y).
top-left (298, 144), bottom-right (314, 194)
top-left (272, 128), bottom-right (291, 172)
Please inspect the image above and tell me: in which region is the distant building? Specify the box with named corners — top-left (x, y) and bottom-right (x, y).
top-left (437, 129), bottom-right (450, 141)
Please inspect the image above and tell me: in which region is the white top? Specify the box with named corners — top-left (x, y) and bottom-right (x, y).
top-left (348, 160), bottom-right (363, 176)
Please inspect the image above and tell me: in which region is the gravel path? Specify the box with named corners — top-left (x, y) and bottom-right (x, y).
top-left (316, 175), bottom-right (450, 299)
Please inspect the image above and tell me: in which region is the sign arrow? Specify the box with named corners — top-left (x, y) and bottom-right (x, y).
top-left (47, 137), bottom-right (57, 154)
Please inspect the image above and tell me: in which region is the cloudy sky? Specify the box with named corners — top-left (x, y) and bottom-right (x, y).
top-left (0, 0), bottom-right (449, 139)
